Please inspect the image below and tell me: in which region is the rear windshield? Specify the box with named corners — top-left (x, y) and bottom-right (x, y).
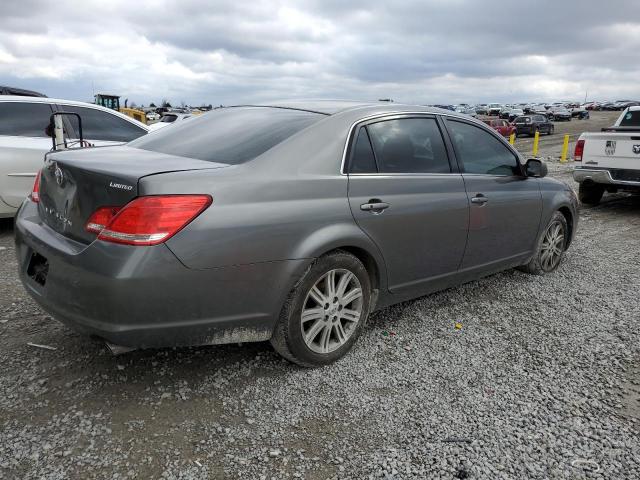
top-left (129, 107), bottom-right (324, 164)
top-left (620, 110), bottom-right (640, 126)
top-left (515, 116), bottom-right (531, 123)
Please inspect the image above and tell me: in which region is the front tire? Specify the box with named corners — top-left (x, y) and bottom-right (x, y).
top-left (579, 183), bottom-right (604, 205)
top-left (270, 250), bottom-right (371, 367)
top-left (518, 212), bottom-right (568, 275)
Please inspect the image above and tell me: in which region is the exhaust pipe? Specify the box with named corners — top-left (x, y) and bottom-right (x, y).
top-left (105, 341), bottom-right (136, 356)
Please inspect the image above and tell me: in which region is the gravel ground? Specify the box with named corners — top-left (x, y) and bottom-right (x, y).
top-left (1, 159), bottom-right (639, 479)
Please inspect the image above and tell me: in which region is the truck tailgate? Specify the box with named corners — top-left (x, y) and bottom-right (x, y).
top-left (582, 133), bottom-right (640, 170)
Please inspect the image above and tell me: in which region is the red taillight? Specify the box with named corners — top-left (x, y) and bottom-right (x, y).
top-left (30, 170), bottom-right (41, 203)
top-left (574, 139), bottom-right (585, 161)
top-left (95, 195), bottom-right (212, 246)
top-left (85, 206), bottom-right (122, 234)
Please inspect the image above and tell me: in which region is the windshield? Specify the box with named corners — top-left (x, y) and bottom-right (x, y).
top-left (130, 106), bottom-right (324, 164)
top-left (620, 110), bottom-right (640, 126)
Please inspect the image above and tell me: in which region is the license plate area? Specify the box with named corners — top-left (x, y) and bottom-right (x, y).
top-left (27, 252), bottom-right (49, 286)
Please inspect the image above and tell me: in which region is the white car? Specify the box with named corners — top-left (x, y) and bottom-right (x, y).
top-left (487, 103), bottom-right (502, 116)
top-left (145, 112), bottom-right (160, 122)
top-left (148, 112), bottom-right (193, 131)
top-left (0, 96), bottom-right (149, 218)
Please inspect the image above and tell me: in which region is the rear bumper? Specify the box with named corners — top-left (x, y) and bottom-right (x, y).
top-left (573, 167), bottom-right (640, 187)
top-left (515, 126), bottom-right (535, 134)
top-left (15, 200), bottom-right (309, 348)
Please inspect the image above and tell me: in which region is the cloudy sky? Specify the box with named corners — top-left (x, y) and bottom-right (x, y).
top-left (1, 0), bottom-right (639, 106)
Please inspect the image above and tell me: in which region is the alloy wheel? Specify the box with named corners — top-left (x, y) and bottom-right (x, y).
top-left (540, 221), bottom-right (565, 271)
top-left (301, 269), bottom-right (363, 354)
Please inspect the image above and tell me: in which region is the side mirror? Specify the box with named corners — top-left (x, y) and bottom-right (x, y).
top-left (525, 158), bottom-right (547, 178)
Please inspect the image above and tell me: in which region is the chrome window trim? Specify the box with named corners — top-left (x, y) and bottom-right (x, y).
top-left (347, 172), bottom-right (459, 178)
top-left (340, 111), bottom-right (522, 176)
top-left (0, 99), bottom-right (146, 129)
top-left (55, 102), bottom-right (149, 131)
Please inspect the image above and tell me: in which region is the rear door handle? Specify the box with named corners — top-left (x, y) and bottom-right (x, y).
top-left (360, 200), bottom-right (390, 213)
top-left (471, 194), bottom-right (488, 205)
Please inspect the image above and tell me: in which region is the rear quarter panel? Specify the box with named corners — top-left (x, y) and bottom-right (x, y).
top-left (0, 136), bottom-right (49, 208)
top-left (140, 113), bottom-right (387, 281)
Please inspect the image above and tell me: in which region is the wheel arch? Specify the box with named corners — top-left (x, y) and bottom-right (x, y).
top-left (289, 223), bottom-right (388, 308)
top-left (557, 205), bottom-right (575, 248)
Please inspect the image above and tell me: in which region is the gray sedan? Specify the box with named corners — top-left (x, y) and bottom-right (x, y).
top-left (15, 101), bottom-right (578, 366)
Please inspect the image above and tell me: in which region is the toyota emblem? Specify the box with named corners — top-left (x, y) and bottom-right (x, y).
top-left (54, 165), bottom-right (65, 186)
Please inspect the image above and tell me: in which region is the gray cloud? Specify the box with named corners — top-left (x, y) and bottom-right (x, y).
top-left (0, 0), bottom-right (638, 105)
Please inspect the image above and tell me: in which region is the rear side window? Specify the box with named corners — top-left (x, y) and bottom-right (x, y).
top-left (620, 110), bottom-right (640, 126)
top-left (349, 128), bottom-right (377, 173)
top-left (366, 118), bottom-right (450, 174)
top-left (447, 120), bottom-right (519, 176)
top-left (0, 102), bottom-right (52, 137)
top-left (130, 107), bottom-right (323, 164)
top-left (61, 105), bottom-right (147, 142)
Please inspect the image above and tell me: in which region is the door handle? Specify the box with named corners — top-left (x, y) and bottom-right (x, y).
top-left (471, 194), bottom-right (488, 205)
top-left (360, 200), bottom-right (390, 213)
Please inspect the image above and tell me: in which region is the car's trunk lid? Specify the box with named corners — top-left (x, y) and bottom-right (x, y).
top-left (38, 145), bottom-right (227, 244)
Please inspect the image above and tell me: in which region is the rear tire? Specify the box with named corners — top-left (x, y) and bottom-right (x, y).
top-left (579, 183), bottom-right (604, 205)
top-left (270, 250), bottom-right (371, 367)
top-left (518, 212), bottom-right (568, 275)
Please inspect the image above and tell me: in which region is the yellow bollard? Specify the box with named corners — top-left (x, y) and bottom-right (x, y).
top-left (533, 130), bottom-right (540, 156)
top-left (509, 133), bottom-right (515, 145)
top-left (560, 135), bottom-right (569, 163)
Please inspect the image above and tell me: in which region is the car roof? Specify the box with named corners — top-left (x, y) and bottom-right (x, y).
top-left (0, 85), bottom-right (46, 97)
top-left (234, 100), bottom-right (459, 118)
top-left (0, 95), bottom-right (149, 130)
top-left (0, 95), bottom-right (114, 108)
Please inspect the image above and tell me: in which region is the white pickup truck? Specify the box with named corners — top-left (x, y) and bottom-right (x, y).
top-left (573, 106), bottom-right (640, 204)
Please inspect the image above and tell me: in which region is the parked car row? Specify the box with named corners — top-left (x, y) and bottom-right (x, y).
top-left (443, 101), bottom-right (613, 121)
top-left (584, 100), bottom-right (640, 111)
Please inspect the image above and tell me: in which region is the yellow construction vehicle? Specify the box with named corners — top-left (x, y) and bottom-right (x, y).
top-left (94, 94), bottom-right (147, 124)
